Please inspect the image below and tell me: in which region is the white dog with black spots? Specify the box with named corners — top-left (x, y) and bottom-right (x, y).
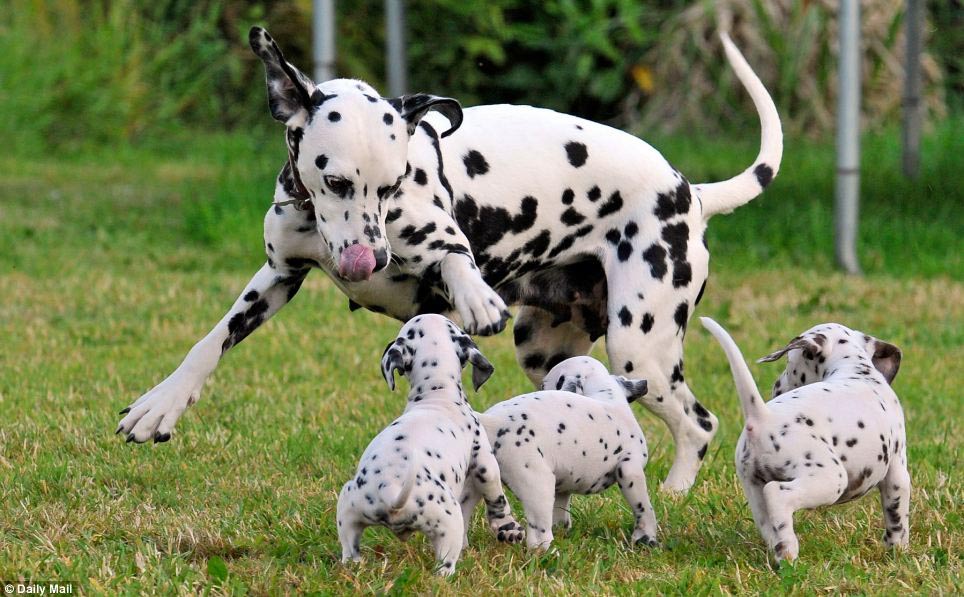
top-left (117, 26), bottom-right (783, 496)
top-left (336, 314), bottom-right (524, 576)
top-left (700, 317), bottom-right (909, 564)
top-left (479, 356), bottom-right (658, 550)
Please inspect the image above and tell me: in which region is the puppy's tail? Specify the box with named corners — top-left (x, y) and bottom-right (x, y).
top-left (693, 33), bottom-right (783, 220)
top-left (700, 317), bottom-right (768, 425)
top-left (387, 452), bottom-right (418, 513)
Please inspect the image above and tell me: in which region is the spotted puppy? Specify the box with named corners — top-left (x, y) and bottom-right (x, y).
top-left (336, 315), bottom-right (523, 576)
top-left (478, 356), bottom-right (657, 549)
top-left (700, 317), bottom-right (909, 564)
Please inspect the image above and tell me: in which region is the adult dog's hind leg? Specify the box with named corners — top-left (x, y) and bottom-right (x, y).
top-left (513, 306), bottom-right (594, 387)
top-left (603, 255), bottom-right (717, 495)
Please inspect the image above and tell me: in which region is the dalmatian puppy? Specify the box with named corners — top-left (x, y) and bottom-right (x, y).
top-left (336, 314), bottom-right (524, 576)
top-left (700, 317), bottom-right (909, 564)
top-left (117, 26), bottom-right (784, 496)
top-left (477, 356), bottom-right (658, 550)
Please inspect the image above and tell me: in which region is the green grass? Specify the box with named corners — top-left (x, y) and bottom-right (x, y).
top-left (0, 123), bottom-right (961, 594)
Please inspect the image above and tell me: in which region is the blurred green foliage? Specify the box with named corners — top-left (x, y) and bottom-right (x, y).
top-left (0, 0), bottom-right (958, 153)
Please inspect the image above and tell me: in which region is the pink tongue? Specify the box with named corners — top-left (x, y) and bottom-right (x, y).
top-left (338, 244), bottom-right (377, 281)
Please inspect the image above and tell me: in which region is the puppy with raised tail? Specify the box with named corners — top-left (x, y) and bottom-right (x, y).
top-left (336, 314), bottom-right (524, 576)
top-left (700, 317), bottom-right (909, 564)
top-left (479, 356), bottom-right (658, 550)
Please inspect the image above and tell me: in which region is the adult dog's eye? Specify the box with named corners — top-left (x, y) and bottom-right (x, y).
top-left (324, 175), bottom-right (352, 197)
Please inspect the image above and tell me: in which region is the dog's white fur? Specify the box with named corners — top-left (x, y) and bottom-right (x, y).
top-left (336, 314), bottom-right (523, 576)
top-left (478, 356), bottom-right (658, 549)
top-left (700, 317), bottom-right (910, 564)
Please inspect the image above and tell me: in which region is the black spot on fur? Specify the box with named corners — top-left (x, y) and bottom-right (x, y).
top-left (597, 191), bottom-right (623, 218)
top-left (642, 244), bottom-right (668, 280)
top-left (413, 168), bottom-right (428, 185)
top-left (565, 141), bottom-right (588, 167)
top-left (640, 313), bottom-right (654, 333)
top-left (315, 154), bottom-right (328, 170)
top-left (328, 111), bottom-right (341, 122)
top-left (673, 302), bottom-right (688, 333)
top-left (618, 306), bottom-right (633, 327)
top-left (754, 163), bottom-right (774, 188)
top-left (561, 189), bottom-right (575, 205)
top-left (463, 150), bottom-right (490, 178)
top-left (383, 112), bottom-right (394, 125)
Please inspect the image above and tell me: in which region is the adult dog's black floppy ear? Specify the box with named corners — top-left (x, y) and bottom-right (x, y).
top-left (249, 26), bottom-right (318, 124)
top-left (869, 338), bottom-right (902, 384)
top-left (387, 93), bottom-right (463, 137)
top-left (615, 376), bottom-right (648, 403)
top-left (380, 339), bottom-right (406, 391)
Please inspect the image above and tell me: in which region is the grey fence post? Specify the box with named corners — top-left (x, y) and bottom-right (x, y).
top-left (385, 0), bottom-right (408, 96)
top-left (313, 0), bottom-right (336, 83)
top-left (835, 0), bottom-right (862, 275)
top-left (902, 0), bottom-right (923, 178)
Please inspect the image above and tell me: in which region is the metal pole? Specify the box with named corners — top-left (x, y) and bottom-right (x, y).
top-left (313, 0), bottom-right (336, 82)
top-left (902, 0), bottom-right (923, 178)
top-left (385, 0), bottom-right (408, 96)
top-left (835, 0), bottom-right (862, 275)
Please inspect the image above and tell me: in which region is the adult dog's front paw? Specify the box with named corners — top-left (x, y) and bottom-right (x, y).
top-left (452, 282), bottom-right (510, 336)
top-left (440, 252), bottom-right (510, 336)
top-left (116, 370), bottom-right (202, 443)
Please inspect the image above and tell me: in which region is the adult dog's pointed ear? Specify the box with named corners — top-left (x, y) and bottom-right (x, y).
top-left (380, 339), bottom-right (409, 391)
top-left (867, 336), bottom-right (902, 384)
top-left (614, 376), bottom-right (648, 403)
top-left (758, 335), bottom-right (826, 363)
top-left (387, 93), bottom-right (463, 137)
top-left (249, 26), bottom-right (317, 125)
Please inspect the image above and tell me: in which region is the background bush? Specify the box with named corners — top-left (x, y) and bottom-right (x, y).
top-left (0, 0), bottom-right (958, 153)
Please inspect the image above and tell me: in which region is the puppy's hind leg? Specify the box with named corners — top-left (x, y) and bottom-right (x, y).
top-left (473, 447), bottom-right (525, 544)
top-left (336, 483), bottom-right (366, 563)
top-left (879, 461), bottom-right (911, 548)
top-left (762, 467), bottom-right (845, 563)
top-left (552, 493), bottom-right (572, 530)
top-left (426, 508), bottom-right (465, 576)
top-left (617, 459), bottom-right (659, 547)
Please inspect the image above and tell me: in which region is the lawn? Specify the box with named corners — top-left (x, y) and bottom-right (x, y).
top-left (0, 121), bottom-right (960, 594)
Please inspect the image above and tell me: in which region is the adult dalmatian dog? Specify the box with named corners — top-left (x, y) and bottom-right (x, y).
top-left (116, 26), bottom-right (782, 494)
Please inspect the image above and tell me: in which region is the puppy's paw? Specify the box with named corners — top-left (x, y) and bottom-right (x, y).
top-left (495, 520), bottom-right (526, 544)
top-left (116, 370), bottom-right (202, 443)
top-left (633, 533), bottom-right (660, 548)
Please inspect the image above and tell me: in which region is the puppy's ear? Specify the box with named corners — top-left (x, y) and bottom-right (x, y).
top-left (453, 330), bottom-right (494, 391)
top-left (467, 343), bottom-right (495, 391)
top-left (868, 337), bottom-right (902, 384)
top-left (387, 93), bottom-right (463, 138)
top-left (380, 339), bottom-right (407, 391)
top-left (249, 27), bottom-right (318, 125)
top-left (614, 376), bottom-right (648, 403)
top-left (757, 334), bottom-right (826, 363)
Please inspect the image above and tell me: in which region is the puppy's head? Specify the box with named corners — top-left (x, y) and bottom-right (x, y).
top-left (759, 323), bottom-right (902, 396)
top-left (542, 357), bottom-right (648, 403)
top-left (250, 27), bottom-right (462, 283)
top-left (380, 315), bottom-right (494, 393)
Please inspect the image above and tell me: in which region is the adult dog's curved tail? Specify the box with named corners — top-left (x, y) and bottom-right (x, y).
top-left (694, 33), bottom-right (783, 220)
